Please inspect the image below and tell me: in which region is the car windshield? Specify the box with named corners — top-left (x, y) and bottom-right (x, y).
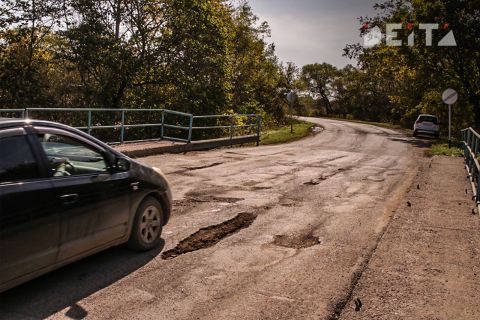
top-left (418, 116), bottom-right (438, 124)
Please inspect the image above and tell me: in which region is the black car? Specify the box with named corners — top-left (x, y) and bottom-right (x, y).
top-left (0, 118), bottom-right (172, 293)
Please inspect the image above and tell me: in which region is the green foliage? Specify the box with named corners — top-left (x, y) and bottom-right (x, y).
top-left (260, 121), bottom-right (313, 145)
top-left (341, 0), bottom-right (479, 134)
top-left (426, 143), bottom-right (463, 157)
top-left (292, 0), bottom-right (479, 138)
top-left (0, 0), bottom-right (288, 134)
top-left (300, 63), bottom-right (339, 115)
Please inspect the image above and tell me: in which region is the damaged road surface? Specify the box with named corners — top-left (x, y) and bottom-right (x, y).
top-left (0, 118), bottom-right (418, 320)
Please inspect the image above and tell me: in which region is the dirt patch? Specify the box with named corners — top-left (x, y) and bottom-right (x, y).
top-left (162, 212), bottom-right (257, 260)
top-left (273, 233), bottom-right (321, 249)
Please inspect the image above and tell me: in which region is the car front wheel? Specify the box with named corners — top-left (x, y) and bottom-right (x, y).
top-left (128, 197), bottom-right (164, 251)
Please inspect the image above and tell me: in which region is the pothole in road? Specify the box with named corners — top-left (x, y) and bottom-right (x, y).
top-left (186, 162), bottom-right (224, 171)
top-left (279, 197), bottom-right (302, 207)
top-left (273, 233), bottom-right (321, 249)
top-left (186, 196), bottom-right (245, 203)
top-left (171, 162), bottom-right (224, 175)
top-left (252, 186), bottom-right (272, 190)
top-left (365, 175), bottom-right (385, 182)
top-left (161, 212), bottom-right (257, 260)
top-left (304, 168), bottom-right (350, 186)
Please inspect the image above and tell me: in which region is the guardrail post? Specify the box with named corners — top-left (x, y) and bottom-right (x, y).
top-left (24, 108), bottom-right (28, 118)
top-left (229, 115), bottom-right (234, 141)
top-left (87, 110), bottom-right (92, 135)
top-left (161, 110), bottom-right (165, 139)
top-left (466, 130), bottom-right (471, 169)
top-left (464, 130), bottom-right (469, 160)
top-left (256, 115), bottom-right (261, 146)
top-left (120, 110), bottom-right (125, 144)
top-left (472, 131), bottom-right (476, 170)
top-left (469, 132), bottom-right (473, 173)
top-left (474, 135), bottom-right (479, 157)
top-left (187, 114), bottom-right (194, 143)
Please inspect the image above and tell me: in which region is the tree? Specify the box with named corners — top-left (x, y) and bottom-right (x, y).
top-left (230, 2), bottom-right (285, 123)
top-left (0, 0), bottom-right (290, 134)
top-left (0, 0), bottom-right (63, 108)
top-left (344, 0), bottom-right (479, 130)
top-left (301, 63), bottom-right (339, 116)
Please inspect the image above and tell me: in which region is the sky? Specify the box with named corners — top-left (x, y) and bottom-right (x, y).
top-left (248, 0), bottom-right (378, 68)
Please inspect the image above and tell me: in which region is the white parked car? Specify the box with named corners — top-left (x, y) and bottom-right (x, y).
top-left (413, 114), bottom-right (439, 138)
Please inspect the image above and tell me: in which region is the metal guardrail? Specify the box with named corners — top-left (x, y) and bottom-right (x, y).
top-left (0, 108), bottom-right (261, 145)
top-left (462, 127), bottom-right (480, 204)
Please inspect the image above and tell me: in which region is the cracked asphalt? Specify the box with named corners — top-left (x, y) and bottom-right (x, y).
top-left (0, 118), bottom-right (421, 319)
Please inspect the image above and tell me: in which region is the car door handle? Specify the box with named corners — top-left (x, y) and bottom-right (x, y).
top-left (60, 194), bottom-right (79, 205)
top-left (131, 182), bottom-right (140, 191)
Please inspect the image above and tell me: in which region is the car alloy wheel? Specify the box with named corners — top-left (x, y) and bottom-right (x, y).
top-left (139, 205), bottom-right (162, 244)
top-left (128, 197), bottom-right (164, 251)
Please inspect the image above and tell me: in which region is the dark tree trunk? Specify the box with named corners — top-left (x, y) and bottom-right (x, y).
top-left (114, 0), bottom-right (121, 39)
top-left (113, 78), bottom-right (128, 109)
top-left (471, 92), bottom-right (480, 131)
top-left (319, 89), bottom-right (332, 116)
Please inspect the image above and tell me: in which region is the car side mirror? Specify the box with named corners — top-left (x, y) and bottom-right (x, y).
top-left (115, 157), bottom-right (130, 172)
top-left (104, 151), bottom-right (116, 166)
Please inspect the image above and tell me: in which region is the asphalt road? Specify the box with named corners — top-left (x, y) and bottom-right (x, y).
top-left (0, 118), bottom-right (418, 320)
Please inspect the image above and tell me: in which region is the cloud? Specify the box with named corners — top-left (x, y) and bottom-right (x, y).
top-left (249, 0), bottom-right (377, 67)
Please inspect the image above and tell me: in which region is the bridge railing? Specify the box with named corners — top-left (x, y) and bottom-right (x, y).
top-left (462, 127), bottom-right (480, 204)
top-left (0, 108), bottom-right (261, 145)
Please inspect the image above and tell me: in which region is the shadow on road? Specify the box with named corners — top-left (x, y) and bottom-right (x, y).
top-left (0, 241), bottom-right (164, 319)
top-left (387, 136), bottom-right (435, 149)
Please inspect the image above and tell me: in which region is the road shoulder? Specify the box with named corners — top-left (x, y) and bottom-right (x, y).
top-left (340, 156), bottom-right (480, 320)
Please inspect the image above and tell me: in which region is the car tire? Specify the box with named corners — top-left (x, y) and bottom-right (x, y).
top-left (128, 197), bottom-right (164, 251)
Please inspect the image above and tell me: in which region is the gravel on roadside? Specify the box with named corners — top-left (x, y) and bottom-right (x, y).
top-left (340, 156), bottom-right (480, 320)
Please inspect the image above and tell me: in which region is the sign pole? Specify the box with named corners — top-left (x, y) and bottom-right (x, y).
top-left (442, 88), bottom-right (458, 149)
top-left (289, 100), bottom-right (293, 134)
top-left (287, 91), bottom-right (297, 134)
top-left (448, 104), bottom-right (452, 149)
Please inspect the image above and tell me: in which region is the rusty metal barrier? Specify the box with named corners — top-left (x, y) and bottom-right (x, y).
top-left (0, 108), bottom-right (261, 146)
top-left (461, 127), bottom-right (480, 205)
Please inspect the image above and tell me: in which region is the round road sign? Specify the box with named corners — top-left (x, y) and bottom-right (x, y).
top-left (442, 88), bottom-right (458, 105)
top-left (287, 91), bottom-right (297, 104)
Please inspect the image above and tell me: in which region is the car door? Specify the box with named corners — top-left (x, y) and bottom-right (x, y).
top-left (0, 128), bottom-right (60, 288)
top-left (34, 127), bottom-right (132, 262)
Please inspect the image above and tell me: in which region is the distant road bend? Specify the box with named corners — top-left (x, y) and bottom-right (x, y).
top-left (1, 118), bottom-right (417, 320)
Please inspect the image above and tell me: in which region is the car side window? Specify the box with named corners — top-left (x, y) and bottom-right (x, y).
top-left (37, 133), bottom-right (108, 177)
top-left (0, 135), bottom-right (41, 183)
